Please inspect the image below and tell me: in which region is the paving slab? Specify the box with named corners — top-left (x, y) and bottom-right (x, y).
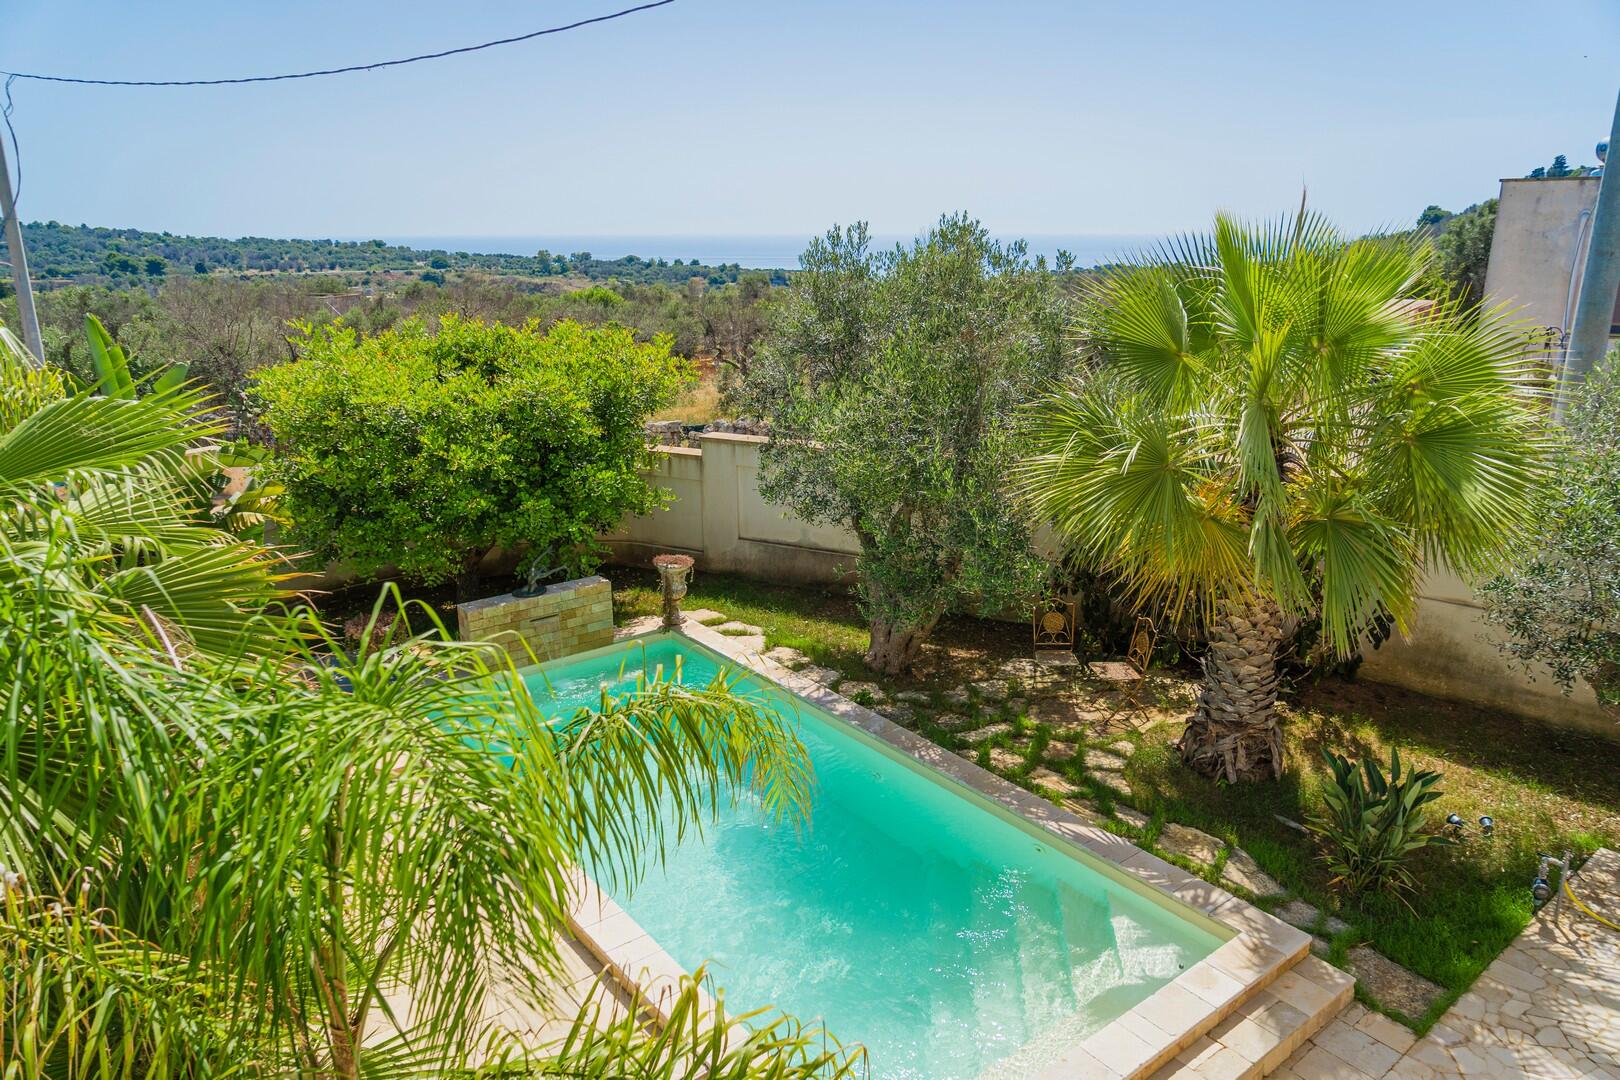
top-left (959, 722), bottom-right (1012, 744)
top-left (837, 680), bottom-right (887, 704)
top-left (1159, 823), bottom-right (1224, 866)
top-left (1222, 847), bottom-right (1285, 897)
top-left (761, 645), bottom-right (809, 669)
top-left (1280, 848), bottom-right (1620, 1079)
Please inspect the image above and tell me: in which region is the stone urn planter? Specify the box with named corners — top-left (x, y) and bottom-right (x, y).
top-left (653, 553), bottom-right (695, 629)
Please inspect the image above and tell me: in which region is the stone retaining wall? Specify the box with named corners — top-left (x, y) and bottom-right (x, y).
top-left (455, 575), bottom-right (613, 667)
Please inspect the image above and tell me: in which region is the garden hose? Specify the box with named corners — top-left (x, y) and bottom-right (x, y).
top-left (1563, 875), bottom-right (1620, 932)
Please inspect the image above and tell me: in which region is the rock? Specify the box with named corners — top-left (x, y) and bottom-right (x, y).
top-left (1006, 697), bottom-right (1028, 716)
top-left (933, 713), bottom-right (974, 731)
top-left (713, 620), bottom-right (764, 636)
top-left (959, 722), bottom-right (1012, 744)
top-left (972, 679), bottom-right (1010, 701)
top-left (1345, 946), bottom-right (1447, 1019)
top-left (1157, 823), bottom-right (1224, 866)
top-left (987, 747), bottom-right (1024, 771)
top-left (1107, 740), bottom-right (1135, 757)
top-left (1044, 740), bottom-right (1078, 763)
top-left (1114, 805), bottom-right (1150, 829)
top-left (942, 687), bottom-right (972, 706)
top-left (762, 645), bottom-right (810, 669)
top-left (895, 690), bottom-right (932, 704)
top-left (682, 608), bottom-right (728, 625)
top-left (799, 665), bottom-right (842, 687)
top-left (1092, 771), bottom-right (1133, 797)
top-left (1011, 735), bottom-right (1035, 753)
top-left (838, 680), bottom-right (887, 705)
top-left (1030, 767), bottom-right (1079, 796)
top-left (1221, 847), bottom-right (1284, 897)
top-left (1084, 749), bottom-right (1130, 772)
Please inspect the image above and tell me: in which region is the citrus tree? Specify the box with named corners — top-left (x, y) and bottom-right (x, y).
top-left (1018, 213), bottom-right (1545, 782)
top-left (254, 316), bottom-right (690, 601)
top-left (0, 322), bottom-right (859, 1077)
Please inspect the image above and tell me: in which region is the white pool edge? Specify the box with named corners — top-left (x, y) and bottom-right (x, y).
top-left (559, 621), bottom-right (1312, 1079)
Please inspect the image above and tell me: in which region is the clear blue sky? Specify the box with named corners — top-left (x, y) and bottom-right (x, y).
top-left (5, 0), bottom-right (1618, 241)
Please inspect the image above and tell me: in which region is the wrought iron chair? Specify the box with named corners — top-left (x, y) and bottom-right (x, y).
top-left (1086, 615), bottom-right (1157, 729)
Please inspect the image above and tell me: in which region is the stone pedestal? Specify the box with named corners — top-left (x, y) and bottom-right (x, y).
top-left (456, 575), bottom-right (613, 666)
top-left (653, 553), bottom-right (694, 630)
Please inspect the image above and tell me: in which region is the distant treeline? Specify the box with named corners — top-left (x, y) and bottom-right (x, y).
top-left (0, 272), bottom-right (776, 431)
top-left (2, 221), bottom-right (789, 287)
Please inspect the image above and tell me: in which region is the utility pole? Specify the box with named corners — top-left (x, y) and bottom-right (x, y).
top-left (1560, 88), bottom-right (1620, 420)
top-left (0, 129), bottom-right (43, 363)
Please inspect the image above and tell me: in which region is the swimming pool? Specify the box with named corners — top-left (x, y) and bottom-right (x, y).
top-left (527, 634), bottom-right (1228, 1079)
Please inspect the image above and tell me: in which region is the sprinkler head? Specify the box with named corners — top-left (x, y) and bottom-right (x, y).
top-left (1479, 815), bottom-right (1494, 837)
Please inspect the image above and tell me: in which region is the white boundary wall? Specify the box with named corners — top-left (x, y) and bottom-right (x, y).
top-left (601, 431), bottom-right (861, 585)
top-left (604, 433), bottom-right (1617, 741)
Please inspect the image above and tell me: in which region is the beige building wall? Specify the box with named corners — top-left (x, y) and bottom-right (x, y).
top-left (602, 431), bottom-right (860, 585)
top-left (1357, 567), bottom-right (1614, 739)
top-left (1482, 176), bottom-right (1602, 336)
top-left (1354, 176), bottom-right (1617, 740)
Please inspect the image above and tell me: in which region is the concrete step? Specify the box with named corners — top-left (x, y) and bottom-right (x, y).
top-left (1148, 955), bottom-right (1356, 1080)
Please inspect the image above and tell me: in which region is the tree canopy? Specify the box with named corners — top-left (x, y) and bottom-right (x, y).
top-left (255, 316), bottom-right (689, 598)
top-left (1483, 351), bottom-right (1620, 715)
top-left (743, 214), bottom-right (1067, 674)
top-left (1018, 212), bottom-right (1546, 781)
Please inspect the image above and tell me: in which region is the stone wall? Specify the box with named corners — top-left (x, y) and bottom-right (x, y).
top-left (455, 575), bottom-right (613, 667)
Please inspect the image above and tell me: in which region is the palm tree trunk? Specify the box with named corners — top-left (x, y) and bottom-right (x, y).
top-left (1180, 594), bottom-right (1287, 782)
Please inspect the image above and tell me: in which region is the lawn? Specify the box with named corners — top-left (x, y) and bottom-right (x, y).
top-left (606, 565), bottom-right (1620, 1031)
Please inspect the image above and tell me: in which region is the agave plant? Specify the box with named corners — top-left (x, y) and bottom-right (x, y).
top-left (1018, 212), bottom-right (1546, 781)
top-left (0, 320), bottom-right (861, 1078)
top-left (1307, 747), bottom-right (1451, 902)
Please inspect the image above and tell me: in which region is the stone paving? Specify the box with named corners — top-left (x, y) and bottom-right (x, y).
top-left (1274, 847), bottom-right (1620, 1080)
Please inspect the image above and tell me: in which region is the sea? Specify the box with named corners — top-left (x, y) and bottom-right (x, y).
top-left (380, 233), bottom-right (1164, 271)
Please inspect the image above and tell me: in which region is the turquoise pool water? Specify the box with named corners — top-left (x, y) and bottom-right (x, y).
top-left (526, 636), bottom-right (1223, 1079)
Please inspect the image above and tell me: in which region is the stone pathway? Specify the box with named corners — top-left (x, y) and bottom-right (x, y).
top-left (1274, 848), bottom-right (1620, 1080)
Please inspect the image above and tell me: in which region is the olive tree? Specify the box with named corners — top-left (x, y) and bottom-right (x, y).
top-left (1482, 352), bottom-right (1620, 716)
top-left (742, 215), bottom-right (1066, 675)
top-left (255, 316), bottom-right (688, 600)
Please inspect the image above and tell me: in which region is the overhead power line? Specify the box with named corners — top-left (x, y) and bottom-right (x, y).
top-left (0, 0), bottom-right (676, 87)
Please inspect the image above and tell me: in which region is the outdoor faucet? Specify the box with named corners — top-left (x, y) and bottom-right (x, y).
top-left (1532, 850), bottom-right (1571, 908)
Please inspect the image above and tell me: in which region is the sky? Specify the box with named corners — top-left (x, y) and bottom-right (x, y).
top-left (4, 0), bottom-right (1619, 243)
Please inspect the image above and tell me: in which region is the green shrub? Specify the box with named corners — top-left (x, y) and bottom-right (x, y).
top-left (255, 316), bottom-right (690, 600)
top-left (1308, 747), bottom-right (1450, 903)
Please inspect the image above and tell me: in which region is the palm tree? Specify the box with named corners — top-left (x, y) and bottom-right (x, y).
top-left (1017, 213), bottom-right (1545, 782)
top-left (0, 323), bottom-right (860, 1077)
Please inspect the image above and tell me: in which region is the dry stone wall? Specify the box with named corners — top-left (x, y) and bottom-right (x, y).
top-left (455, 575), bottom-right (613, 667)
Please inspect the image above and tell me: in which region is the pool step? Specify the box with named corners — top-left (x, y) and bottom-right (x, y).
top-left (1145, 955), bottom-right (1356, 1079)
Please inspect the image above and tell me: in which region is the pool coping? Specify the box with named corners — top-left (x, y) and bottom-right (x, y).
top-left (560, 621), bottom-right (1313, 1079)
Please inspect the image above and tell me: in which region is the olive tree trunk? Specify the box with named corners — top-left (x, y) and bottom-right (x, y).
top-left (864, 615), bottom-right (938, 677)
top-left (1179, 594), bottom-right (1287, 782)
